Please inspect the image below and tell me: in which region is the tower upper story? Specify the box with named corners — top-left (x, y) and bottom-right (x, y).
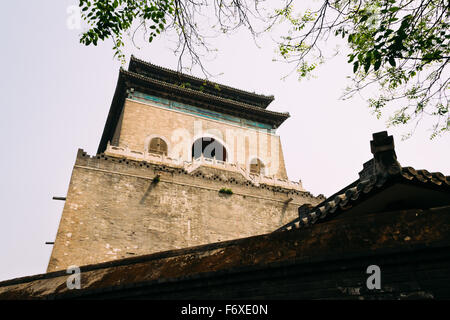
top-left (98, 56), bottom-right (296, 184)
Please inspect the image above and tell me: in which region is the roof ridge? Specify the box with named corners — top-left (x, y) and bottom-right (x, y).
top-left (276, 131), bottom-right (450, 232)
top-left (129, 55), bottom-right (275, 102)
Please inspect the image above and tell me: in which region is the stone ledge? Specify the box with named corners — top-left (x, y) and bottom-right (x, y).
top-left (77, 148), bottom-right (322, 199)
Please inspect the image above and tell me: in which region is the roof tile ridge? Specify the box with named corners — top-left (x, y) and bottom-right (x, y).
top-left (130, 55), bottom-right (275, 101)
top-left (402, 166), bottom-right (450, 186)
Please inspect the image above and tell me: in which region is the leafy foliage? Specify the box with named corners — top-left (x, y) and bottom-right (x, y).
top-left (277, 0), bottom-right (450, 138)
top-left (79, 0), bottom-right (173, 62)
top-left (78, 0), bottom-right (449, 137)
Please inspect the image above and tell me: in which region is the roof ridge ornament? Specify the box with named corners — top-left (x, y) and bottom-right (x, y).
top-left (359, 131), bottom-right (402, 181)
top-left (370, 131), bottom-right (402, 179)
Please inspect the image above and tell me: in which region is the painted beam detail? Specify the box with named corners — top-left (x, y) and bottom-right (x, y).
top-left (128, 90), bottom-right (275, 132)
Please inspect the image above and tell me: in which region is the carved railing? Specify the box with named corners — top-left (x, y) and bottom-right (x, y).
top-left (106, 144), bottom-right (182, 167)
top-left (104, 143), bottom-right (304, 191)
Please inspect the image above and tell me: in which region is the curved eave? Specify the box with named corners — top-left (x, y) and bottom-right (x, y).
top-left (129, 55), bottom-right (275, 109)
top-left (97, 72), bottom-right (127, 154)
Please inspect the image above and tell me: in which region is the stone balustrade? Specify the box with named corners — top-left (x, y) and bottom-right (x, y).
top-left (104, 143), bottom-right (304, 191)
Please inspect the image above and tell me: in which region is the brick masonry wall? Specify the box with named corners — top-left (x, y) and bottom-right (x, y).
top-left (112, 99), bottom-right (289, 179)
top-left (47, 150), bottom-right (321, 272)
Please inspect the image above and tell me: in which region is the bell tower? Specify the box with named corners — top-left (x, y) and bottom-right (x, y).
top-left (99, 55), bottom-right (291, 179)
top-left (47, 56), bottom-right (323, 272)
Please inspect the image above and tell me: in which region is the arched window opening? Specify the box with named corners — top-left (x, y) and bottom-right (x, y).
top-left (149, 137), bottom-right (168, 156)
top-left (192, 137), bottom-right (227, 162)
top-left (250, 158), bottom-right (265, 175)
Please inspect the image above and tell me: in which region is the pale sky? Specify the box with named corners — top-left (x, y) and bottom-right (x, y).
top-left (0, 1), bottom-right (448, 282)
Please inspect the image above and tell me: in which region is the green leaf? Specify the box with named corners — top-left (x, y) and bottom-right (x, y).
top-left (353, 61), bottom-right (359, 73)
top-left (389, 7), bottom-right (400, 13)
top-left (388, 56), bottom-right (396, 67)
top-left (348, 54), bottom-right (355, 63)
top-left (360, 15), bottom-right (369, 23)
top-left (348, 33), bottom-right (354, 43)
top-left (374, 59), bottom-right (381, 71)
top-left (364, 60), bottom-right (371, 73)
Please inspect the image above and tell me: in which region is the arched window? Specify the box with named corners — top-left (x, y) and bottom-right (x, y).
top-left (149, 137), bottom-right (168, 156)
top-left (192, 137), bottom-right (227, 161)
top-left (250, 158), bottom-right (265, 175)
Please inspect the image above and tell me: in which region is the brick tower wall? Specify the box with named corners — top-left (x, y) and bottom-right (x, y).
top-left (47, 150), bottom-right (321, 272)
top-left (111, 98), bottom-right (289, 179)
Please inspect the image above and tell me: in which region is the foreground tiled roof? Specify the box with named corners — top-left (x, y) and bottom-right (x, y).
top-left (277, 131), bottom-right (450, 232)
top-left (1, 204), bottom-right (449, 299)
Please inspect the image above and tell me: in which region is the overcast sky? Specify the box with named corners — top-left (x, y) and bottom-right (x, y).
top-left (0, 1), bottom-right (448, 282)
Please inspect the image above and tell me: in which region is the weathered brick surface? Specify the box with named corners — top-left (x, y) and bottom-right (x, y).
top-left (47, 150), bottom-right (320, 272)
